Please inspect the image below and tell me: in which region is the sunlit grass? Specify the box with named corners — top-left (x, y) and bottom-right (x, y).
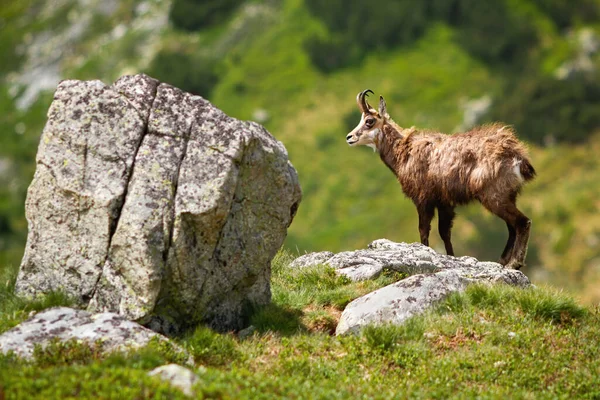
top-left (0, 265), bottom-right (74, 335)
top-left (1, 251), bottom-right (599, 398)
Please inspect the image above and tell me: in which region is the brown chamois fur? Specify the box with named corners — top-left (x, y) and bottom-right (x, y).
top-left (346, 90), bottom-right (535, 269)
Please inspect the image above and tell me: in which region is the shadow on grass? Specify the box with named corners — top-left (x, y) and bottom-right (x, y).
top-left (248, 303), bottom-right (307, 336)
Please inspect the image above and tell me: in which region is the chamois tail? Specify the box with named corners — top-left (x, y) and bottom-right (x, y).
top-left (520, 159), bottom-right (536, 182)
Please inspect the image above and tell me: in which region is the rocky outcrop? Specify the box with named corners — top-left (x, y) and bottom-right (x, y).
top-left (15, 74), bottom-right (301, 333)
top-left (290, 239), bottom-right (530, 335)
top-left (0, 307), bottom-right (188, 360)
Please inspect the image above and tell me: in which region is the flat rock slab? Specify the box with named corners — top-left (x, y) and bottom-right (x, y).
top-left (336, 268), bottom-right (528, 335)
top-left (0, 307), bottom-right (187, 360)
top-left (291, 239), bottom-right (514, 281)
top-left (289, 239), bottom-right (530, 335)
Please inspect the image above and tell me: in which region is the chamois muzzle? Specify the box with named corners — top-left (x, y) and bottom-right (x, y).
top-left (357, 89), bottom-right (374, 114)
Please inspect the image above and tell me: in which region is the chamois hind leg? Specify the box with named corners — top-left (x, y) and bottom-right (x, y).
top-left (482, 198), bottom-right (531, 270)
top-left (438, 205), bottom-right (456, 256)
top-left (507, 209), bottom-right (531, 270)
top-left (417, 204), bottom-right (435, 247)
top-left (499, 222), bottom-right (516, 266)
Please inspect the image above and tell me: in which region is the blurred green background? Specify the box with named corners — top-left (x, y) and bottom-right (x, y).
top-left (1, 0), bottom-right (600, 302)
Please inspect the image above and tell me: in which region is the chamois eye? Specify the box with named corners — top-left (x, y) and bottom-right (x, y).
top-left (365, 118), bottom-right (375, 126)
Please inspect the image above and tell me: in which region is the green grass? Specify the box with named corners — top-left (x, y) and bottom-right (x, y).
top-left (250, 250), bottom-right (407, 335)
top-left (0, 265), bottom-right (74, 334)
top-left (0, 251), bottom-right (598, 399)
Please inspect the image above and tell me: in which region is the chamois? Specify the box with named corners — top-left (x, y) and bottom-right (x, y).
top-left (346, 90), bottom-right (536, 269)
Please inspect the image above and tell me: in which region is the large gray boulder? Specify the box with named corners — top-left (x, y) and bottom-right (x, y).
top-left (290, 239), bottom-right (530, 335)
top-left (16, 74), bottom-right (301, 333)
top-left (0, 307), bottom-right (188, 361)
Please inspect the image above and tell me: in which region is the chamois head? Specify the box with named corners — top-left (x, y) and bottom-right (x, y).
top-left (346, 89), bottom-right (390, 149)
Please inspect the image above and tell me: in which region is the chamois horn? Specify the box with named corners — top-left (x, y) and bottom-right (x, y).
top-left (357, 89), bottom-right (374, 113)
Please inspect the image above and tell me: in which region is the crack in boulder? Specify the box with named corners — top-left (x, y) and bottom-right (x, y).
top-left (16, 74), bottom-right (302, 334)
top-left (88, 77), bottom-right (160, 304)
top-left (16, 77), bottom-right (155, 303)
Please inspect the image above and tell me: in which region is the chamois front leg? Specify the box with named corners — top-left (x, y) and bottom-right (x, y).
top-left (417, 204), bottom-right (435, 247)
top-left (499, 221), bottom-right (516, 266)
top-left (437, 205), bottom-right (456, 256)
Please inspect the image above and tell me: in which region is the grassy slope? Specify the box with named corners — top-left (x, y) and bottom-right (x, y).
top-left (1, 252), bottom-right (598, 399)
top-left (0, 0), bottom-right (599, 297)
top-left (1, 2), bottom-right (598, 397)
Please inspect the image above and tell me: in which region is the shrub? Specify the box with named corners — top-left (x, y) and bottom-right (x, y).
top-left (305, 0), bottom-right (539, 70)
top-left (183, 326), bottom-right (240, 366)
top-left (169, 0), bottom-right (244, 32)
top-left (307, 0), bottom-right (600, 70)
top-left (305, 0), bottom-right (430, 71)
top-left (146, 49), bottom-right (219, 98)
top-left (304, 35), bottom-right (360, 73)
top-left (447, 0), bottom-right (538, 64)
top-left (306, 0), bottom-right (429, 49)
top-left (33, 339), bottom-right (105, 367)
top-left (517, 287), bottom-right (587, 323)
top-left (492, 73), bottom-right (600, 144)
top-left (530, 0), bottom-right (600, 29)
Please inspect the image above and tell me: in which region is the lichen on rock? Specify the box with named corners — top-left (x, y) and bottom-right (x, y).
top-left (290, 239), bottom-right (530, 335)
top-left (15, 74), bottom-right (302, 333)
top-left (0, 307), bottom-right (188, 361)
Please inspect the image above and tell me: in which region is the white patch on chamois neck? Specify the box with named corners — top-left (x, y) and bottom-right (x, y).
top-left (512, 158), bottom-right (524, 182)
top-left (366, 128), bottom-right (381, 152)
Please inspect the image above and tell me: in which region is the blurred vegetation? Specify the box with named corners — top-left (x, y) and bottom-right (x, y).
top-left (304, 0), bottom-right (600, 143)
top-left (492, 72), bottom-right (600, 144)
top-left (169, 0), bottom-right (245, 32)
top-left (148, 47), bottom-right (220, 97)
top-left (304, 0), bottom-right (537, 68)
top-left (0, 0), bottom-right (600, 303)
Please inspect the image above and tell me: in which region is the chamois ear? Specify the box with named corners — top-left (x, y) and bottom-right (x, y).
top-left (379, 96), bottom-right (388, 118)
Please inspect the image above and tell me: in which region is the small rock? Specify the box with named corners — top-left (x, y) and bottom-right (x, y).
top-left (0, 307), bottom-right (187, 360)
top-left (252, 108), bottom-right (270, 124)
top-left (149, 364), bottom-right (199, 397)
top-left (237, 325), bottom-right (257, 340)
top-left (459, 95), bottom-right (492, 131)
top-left (336, 270), bottom-right (473, 335)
